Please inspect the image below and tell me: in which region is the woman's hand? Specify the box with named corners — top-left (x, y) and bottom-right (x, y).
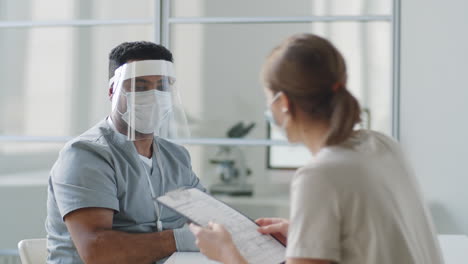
top-left (189, 222), bottom-right (247, 264)
top-left (256, 218), bottom-right (289, 245)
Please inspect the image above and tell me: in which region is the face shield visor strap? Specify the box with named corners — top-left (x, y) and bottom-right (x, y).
top-left (171, 91), bottom-right (191, 138)
top-left (109, 60), bottom-right (189, 141)
top-left (127, 63), bottom-right (137, 140)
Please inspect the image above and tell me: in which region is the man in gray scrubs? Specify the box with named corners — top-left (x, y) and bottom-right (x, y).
top-left (45, 41), bottom-right (205, 263)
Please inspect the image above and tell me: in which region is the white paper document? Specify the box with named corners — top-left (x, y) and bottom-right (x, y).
top-left (157, 188), bottom-right (286, 264)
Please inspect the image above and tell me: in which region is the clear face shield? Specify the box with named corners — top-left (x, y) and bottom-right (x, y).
top-left (109, 60), bottom-right (190, 141)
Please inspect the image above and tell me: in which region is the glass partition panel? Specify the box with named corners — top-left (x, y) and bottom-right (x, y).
top-left (0, 0), bottom-right (154, 21)
top-left (171, 22), bottom-right (392, 141)
top-left (0, 25), bottom-right (152, 139)
top-left (171, 0), bottom-right (392, 17)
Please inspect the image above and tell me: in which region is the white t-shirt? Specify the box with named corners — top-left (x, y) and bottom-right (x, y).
top-left (286, 130), bottom-right (444, 264)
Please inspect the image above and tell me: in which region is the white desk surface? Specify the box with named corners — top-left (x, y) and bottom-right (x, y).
top-left (164, 252), bottom-right (221, 264)
top-left (166, 235), bottom-right (468, 264)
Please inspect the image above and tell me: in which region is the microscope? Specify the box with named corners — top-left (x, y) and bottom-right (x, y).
top-left (209, 122), bottom-right (255, 196)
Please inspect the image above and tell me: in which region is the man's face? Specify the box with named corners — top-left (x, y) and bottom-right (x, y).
top-left (109, 75), bottom-right (174, 100)
top-left (108, 59), bottom-right (179, 138)
top-left (122, 75), bottom-right (174, 93)
top-left (113, 75), bottom-right (174, 115)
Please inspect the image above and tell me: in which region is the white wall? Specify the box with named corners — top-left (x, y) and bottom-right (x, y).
top-left (400, 0), bottom-right (468, 234)
top-left (0, 181), bottom-right (48, 248)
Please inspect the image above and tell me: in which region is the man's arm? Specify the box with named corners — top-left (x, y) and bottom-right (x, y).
top-left (65, 207), bottom-right (176, 264)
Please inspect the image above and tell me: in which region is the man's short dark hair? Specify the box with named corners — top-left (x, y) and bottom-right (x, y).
top-left (108, 41), bottom-right (173, 79)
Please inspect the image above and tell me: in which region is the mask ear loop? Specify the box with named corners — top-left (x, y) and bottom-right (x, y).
top-left (109, 65), bottom-right (124, 95)
top-left (279, 95), bottom-right (291, 134)
top-left (272, 91), bottom-right (289, 114)
top-left (112, 77), bottom-right (130, 117)
top-left (278, 94), bottom-right (290, 132)
top-left (270, 91), bottom-right (283, 105)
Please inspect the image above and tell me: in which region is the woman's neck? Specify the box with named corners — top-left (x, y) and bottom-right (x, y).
top-left (299, 120), bottom-right (330, 155)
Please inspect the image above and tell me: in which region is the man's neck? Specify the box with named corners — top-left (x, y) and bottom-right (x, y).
top-left (108, 116), bottom-right (154, 158)
top-left (133, 139), bottom-right (153, 158)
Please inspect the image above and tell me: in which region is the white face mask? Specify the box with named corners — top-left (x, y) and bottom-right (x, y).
top-left (120, 90), bottom-right (173, 134)
top-left (264, 92), bottom-right (289, 138)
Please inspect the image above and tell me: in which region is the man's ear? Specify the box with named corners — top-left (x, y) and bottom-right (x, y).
top-left (108, 85), bottom-right (113, 101)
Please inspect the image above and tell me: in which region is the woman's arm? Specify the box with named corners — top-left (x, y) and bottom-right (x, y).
top-left (256, 217), bottom-right (289, 245)
top-left (190, 222), bottom-right (333, 264)
top-left (189, 222), bottom-right (247, 264)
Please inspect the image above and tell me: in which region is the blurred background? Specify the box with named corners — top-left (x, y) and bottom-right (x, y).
top-left (1, 0), bottom-right (468, 262)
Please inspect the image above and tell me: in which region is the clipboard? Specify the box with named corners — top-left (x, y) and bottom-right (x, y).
top-left (157, 188), bottom-right (286, 264)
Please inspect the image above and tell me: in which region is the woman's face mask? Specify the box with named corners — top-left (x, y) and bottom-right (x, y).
top-left (264, 91), bottom-right (290, 139)
top-left (120, 89), bottom-right (173, 134)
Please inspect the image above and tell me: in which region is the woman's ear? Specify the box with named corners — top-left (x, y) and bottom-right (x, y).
top-left (278, 93), bottom-right (291, 114)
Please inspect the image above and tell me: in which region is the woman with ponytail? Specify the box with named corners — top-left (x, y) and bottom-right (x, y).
top-left (190, 34), bottom-right (443, 264)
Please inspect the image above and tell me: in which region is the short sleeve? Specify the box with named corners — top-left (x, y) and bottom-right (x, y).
top-left (51, 141), bottom-right (119, 219)
top-left (286, 166), bottom-right (341, 262)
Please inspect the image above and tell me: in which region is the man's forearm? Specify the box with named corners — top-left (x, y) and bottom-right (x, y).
top-left (77, 229), bottom-right (176, 264)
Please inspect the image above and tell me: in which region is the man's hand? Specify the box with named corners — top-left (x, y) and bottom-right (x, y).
top-left (64, 207), bottom-right (176, 264)
top-left (256, 217), bottom-right (289, 245)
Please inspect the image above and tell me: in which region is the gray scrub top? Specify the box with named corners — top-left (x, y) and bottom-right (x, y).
top-left (45, 119), bottom-right (205, 264)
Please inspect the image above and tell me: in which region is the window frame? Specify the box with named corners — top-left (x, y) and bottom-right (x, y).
top-left (0, 0), bottom-right (401, 146)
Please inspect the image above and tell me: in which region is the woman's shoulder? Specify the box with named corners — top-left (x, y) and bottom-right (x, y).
top-left (324, 129), bottom-right (403, 160)
top-left (352, 129), bottom-right (400, 149)
top-left (293, 130), bottom-right (405, 186)
top-left (292, 157), bottom-right (344, 189)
